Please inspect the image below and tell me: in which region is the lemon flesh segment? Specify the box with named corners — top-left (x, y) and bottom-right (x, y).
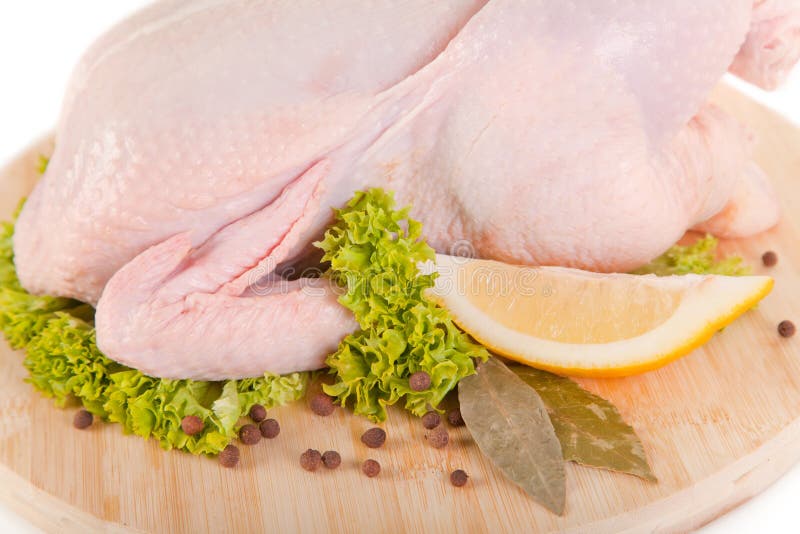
top-left (427, 254), bottom-right (774, 377)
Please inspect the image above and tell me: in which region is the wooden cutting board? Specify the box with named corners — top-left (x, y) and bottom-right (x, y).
top-left (0, 84), bottom-right (798, 533)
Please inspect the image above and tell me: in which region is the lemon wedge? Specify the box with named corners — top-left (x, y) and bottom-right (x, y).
top-left (427, 254), bottom-right (773, 377)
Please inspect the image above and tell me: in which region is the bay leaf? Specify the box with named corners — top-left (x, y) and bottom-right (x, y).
top-left (459, 358), bottom-right (566, 515)
top-left (512, 365), bottom-right (656, 482)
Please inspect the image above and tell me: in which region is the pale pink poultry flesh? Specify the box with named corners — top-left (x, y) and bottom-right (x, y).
top-left (12, 0), bottom-right (800, 379)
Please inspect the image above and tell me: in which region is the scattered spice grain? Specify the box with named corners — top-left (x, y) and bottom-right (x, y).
top-left (73, 409), bottom-right (93, 430)
top-left (421, 411), bottom-right (441, 429)
top-left (239, 424), bottom-right (261, 445)
top-left (219, 445), bottom-right (240, 468)
top-left (450, 469), bottom-right (469, 487)
top-left (259, 418), bottom-right (280, 439)
top-left (361, 427), bottom-right (386, 449)
top-left (362, 459), bottom-right (381, 478)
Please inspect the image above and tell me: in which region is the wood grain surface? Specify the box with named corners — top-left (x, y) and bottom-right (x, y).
top-left (0, 84), bottom-right (798, 533)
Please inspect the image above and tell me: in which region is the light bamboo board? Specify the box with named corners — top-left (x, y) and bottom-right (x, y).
top-left (0, 84), bottom-right (798, 533)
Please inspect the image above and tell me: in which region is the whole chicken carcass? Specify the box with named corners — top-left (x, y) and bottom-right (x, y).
top-left (13, 0), bottom-right (800, 379)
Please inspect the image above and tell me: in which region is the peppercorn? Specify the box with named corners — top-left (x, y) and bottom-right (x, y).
top-left (181, 415), bottom-right (204, 436)
top-left (249, 404), bottom-right (267, 423)
top-left (425, 426), bottom-right (449, 449)
top-left (219, 445), bottom-right (240, 468)
top-left (362, 459), bottom-right (381, 478)
top-left (409, 371), bottom-right (432, 392)
top-left (762, 251), bottom-right (778, 267)
top-left (361, 427), bottom-right (386, 449)
top-left (239, 424), bottom-right (261, 445)
top-left (447, 408), bottom-right (465, 427)
top-left (779, 320), bottom-right (796, 338)
top-left (310, 393), bottom-right (335, 416)
top-left (450, 469), bottom-right (469, 487)
top-left (322, 450), bottom-right (342, 469)
top-left (421, 411), bottom-right (441, 430)
top-left (300, 449), bottom-right (322, 472)
top-left (259, 418), bottom-right (280, 439)
top-left (73, 409), bottom-right (93, 430)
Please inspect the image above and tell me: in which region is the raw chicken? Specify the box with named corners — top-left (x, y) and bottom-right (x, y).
top-left (12, 0), bottom-right (800, 379)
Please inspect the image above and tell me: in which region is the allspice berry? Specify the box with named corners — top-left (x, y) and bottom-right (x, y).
top-left (239, 424), bottom-right (261, 445)
top-left (779, 320), bottom-right (796, 338)
top-left (362, 459), bottom-right (381, 478)
top-left (322, 450), bottom-right (342, 469)
top-left (409, 371), bottom-right (432, 392)
top-left (181, 415), bottom-right (204, 436)
top-left (219, 445), bottom-right (240, 468)
top-left (447, 408), bottom-right (465, 427)
top-left (259, 418), bottom-right (280, 439)
top-left (361, 427), bottom-right (386, 449)
top-left (300, 449), bottom-right (322, 472)
top-left (310, 393), bottom-right (335, 416)
top-left (450, 469), bottom-right (469, 487)
top-left (249, 404), bottom-right (267, 423)
top-left (425, 426), bottom-right (449, 449)
top-left (73, 409), bottom-right (93, 430)
top-left (762, 251), bottom-right (778, 267)
top-left (421, 411), bottom-right (441, 430)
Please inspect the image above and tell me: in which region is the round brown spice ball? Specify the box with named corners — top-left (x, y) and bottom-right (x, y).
top-left (361, 427), bottom-right (387, 449)
top-left (300, 449), bottom-right (322, 472)
top-left (322, 450), bottom-right (342, 469)
top-left (421, 411), bottom-right (441, 430)
top-left (219, 445), bottom-right (240, 468)
top-left (779, 320), bottom-right (796, 338)
top-left (450, 469), bottom-right (469, 487)
top-left (409, 371), bottom-right (432, 392)
top-left (362, 459), bottom-right (381, 478)
top-left (447, 408), bottom-right (465, 427)
top-left (73, 409), bottom-right (93, 430)
top-left (310, 393), bottom-right (336, 416)
top-left (249, 404), bottom-right (267, 423)
top-left (259, 418), bottom-right (280, 439)
top-left (425, 426), bottom-right (449, 449)
top-left (239, 424), bottom-right (262, 446)
top-left (181, 415), bottom-right (204, 436)
top-left (762, 251), bottom-right (778, 267)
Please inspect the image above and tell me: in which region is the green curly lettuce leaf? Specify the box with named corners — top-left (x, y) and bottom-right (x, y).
top-left (0, 211), bottom-right (308, 455)
top-left (316, 189), bottom-right (489, 422)
top-left (634, 235), bottom-right (750, 276)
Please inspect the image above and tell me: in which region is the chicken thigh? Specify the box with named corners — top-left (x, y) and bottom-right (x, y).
top-left (13, 0), bottom-right (799, 379)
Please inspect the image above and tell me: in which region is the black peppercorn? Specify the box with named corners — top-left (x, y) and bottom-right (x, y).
top-left (181, 415), bottom-right (204, 436)
top-left (219, 445), bottom-right (240, 468)
top-left (421, 411), bottom-right (441, 430)
top-left (425, 426), bottom-right (449, 449)
top-left (73, 409), bottom-right (93, 430)
top-left (249, 404), bottom-right (267, 423)
top-left (409, 371), bottom-right (432, 392)
top-left (322, 450), bottom-right (342, 469)
top-left (259, 418), bottom-right (280, 439)
top-left (450, 469), bottom-right (469, 487)
top-left (300, 449), bottom-right (322, 471)
top-left (779, 320), bottom-right (796, 338)
top-left (762, 251), bottom-right (778, 267)
top-left (361, 427), bottom-right (386, 449)
top-left (362, 459), bottom-right (381, 478)
top-left (310, 393), bottom-right (335, 416)
top-left (239, 424), bottom-right (261, 445)
top-left (447, 408), bottom-right (465, 427)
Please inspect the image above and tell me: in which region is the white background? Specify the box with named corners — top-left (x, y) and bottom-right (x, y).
top-left (0, 2), bottom-right (798, 533)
